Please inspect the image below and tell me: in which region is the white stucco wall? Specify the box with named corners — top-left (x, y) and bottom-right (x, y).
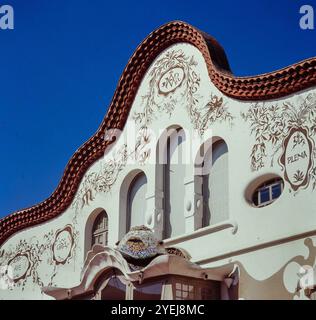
top-left (1, 43), bottom-right (316, 299)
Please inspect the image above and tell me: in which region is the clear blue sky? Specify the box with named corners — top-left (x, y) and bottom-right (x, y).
top-left (0, 0), bottom-right (315, 218)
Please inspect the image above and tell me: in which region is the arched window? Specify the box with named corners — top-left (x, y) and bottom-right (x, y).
top-left (127, 172), bottom-right (148, 231)
top-left (198, 139), bottom-right (229, 227)
top-left (156, 126), bottom-right (186, 239)
top-left (92, 210), bottom-right (108, 247)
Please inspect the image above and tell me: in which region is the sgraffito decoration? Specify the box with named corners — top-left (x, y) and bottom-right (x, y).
top-left (241, 93), bottom-right (316, 192)
top-left (52, 225), bottom-right (75, 265)
top-left (0, 237), bottom-right (52, 290)
top-left (71, 48), bottom-right (235, 212)
top-left (0, 225), bottom-right (78, 291)
top-left (70, 48), bottom-right (236, 212)
top-left (71, 125), bottom-right (153, 215)
top-left (7, 252), bottom-right (32, 283)
top-left (71, 144), bottom-right (129, 212)
top-left (133, 48), bottom-right (234, 136)
top-left (133, 49), bottom-right (201, 127)
top-left (1, 21), bottom-right (315, 249)
top-left (158, 66), bottom-right (185, 95)
top-left (280, 127), bottom-right (314, 191)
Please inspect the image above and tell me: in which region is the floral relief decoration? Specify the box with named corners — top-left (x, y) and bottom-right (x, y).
top-left (72, 48), bottom-right (235, 212)
top-left (241, 93), bottom-right (316, 191)
top-left (133, 49), bottom-right (234, 136)
top-left (0, 225), bottom-right (79, 292)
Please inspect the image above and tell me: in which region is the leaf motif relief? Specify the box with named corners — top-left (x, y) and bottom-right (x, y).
top-left (72, 126), bottom-right (153, 212)
top-left (133, 49), bottom-right (233, 137)
top-left (72, 144), bottom-right (129, 212)
top-left (293, 170), bottom-right (305, 183)
top-left (242, 93), bottom-right (316, 191)
top-left (73, 49), bottom-right (235, 213)
top-left (0, 228), bottom-right (79, 291)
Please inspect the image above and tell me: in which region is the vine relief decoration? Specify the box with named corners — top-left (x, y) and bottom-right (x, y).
top-left (72, 48), bottom-right (235, 212)
top-left (72, 145), bottom-right (129, 212)
top-left (71, 116), bottom-right (156, 213)
top-left (133, 49), bottom-right (234, 136)
top-left (52, 225), bottom-right (76, 265)
top-left (241, 93), bottom-right (316, 192)
top-left (280, 127), bottom-right (314, 191)
top-left (71, 128), bottom-right (153, 213)
top-left (0, 225), bottom-right (78, 291)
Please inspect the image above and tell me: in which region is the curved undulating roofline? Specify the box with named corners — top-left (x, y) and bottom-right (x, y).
top-left (0, 20), bottom-right (315, 246)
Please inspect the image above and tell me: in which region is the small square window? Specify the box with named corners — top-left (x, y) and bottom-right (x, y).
top-left (174, 282), bottom-right (195, 300)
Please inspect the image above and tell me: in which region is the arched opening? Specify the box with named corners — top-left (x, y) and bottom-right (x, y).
top-left (195, 138), bottom-right (229, 227)
top-left (126, 172), bottom-right (148, 231)
top-left (85, 208), bottom-right (109, 257)
top-left (92, 210), bottom-right (108, 247)
top-left (156, 125), bottom-right (186, 238)
top-left (119, 170), bottom-right (148, 238)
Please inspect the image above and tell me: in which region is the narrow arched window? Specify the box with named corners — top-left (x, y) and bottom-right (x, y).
top-left (127, 172), bottom-right (148, 231)
top-left (163, 127), bottom-right (186, 238)
top-left (201, 139), bottom-right (229, 227)
top-left (156, 126), bottom-right (186, 239)
top-left (92, 210), bottom-right (108, 247)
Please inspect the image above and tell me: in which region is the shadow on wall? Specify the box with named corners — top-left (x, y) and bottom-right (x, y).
top-left (236, 238), bottom-right (316, 300)
top-left (156, 125), bottom-right (186, 239)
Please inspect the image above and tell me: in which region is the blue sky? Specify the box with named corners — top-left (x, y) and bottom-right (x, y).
top-left (0, 0), bottom-right (315, 218)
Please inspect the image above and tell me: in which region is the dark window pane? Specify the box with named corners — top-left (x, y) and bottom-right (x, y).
top-left (134, 282), bottom-right (163, 300)
top-left (259, 187), bottom-right (270, 204)
top-left (271, 183), bottom-right (282, 199)
top-left (201, 285), bottom-right (221, 300)
top-left (252, 178), bottom-right (283, 207)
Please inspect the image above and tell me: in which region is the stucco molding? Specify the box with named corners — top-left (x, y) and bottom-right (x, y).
top-left (42, 245), bottom-right (237, 299)
top-left (163, 219), bottom-right (238, 247)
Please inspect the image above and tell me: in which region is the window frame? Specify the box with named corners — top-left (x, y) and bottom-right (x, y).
top-left (92, 211), bottom-right (108, 247)
top-left (252, 178), bottom-right (284, 208)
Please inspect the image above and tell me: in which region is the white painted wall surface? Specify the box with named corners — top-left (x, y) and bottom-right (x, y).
top-left (0, 43), bottom-right (315, 299)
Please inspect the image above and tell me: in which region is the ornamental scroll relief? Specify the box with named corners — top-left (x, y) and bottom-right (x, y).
top-left (133, 49), bottom-right (234, 136)
top-left (72, 144), bottom-right (129, 212)
top-left (72, 48), bottom-right (235, 212)
top-left (241, 93), bottom-right (316, 192)
top-left (0, 225), bottom-right (78, 291)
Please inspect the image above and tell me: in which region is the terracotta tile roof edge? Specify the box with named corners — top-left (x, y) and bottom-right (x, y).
top-left (0, 20), bottom-right (315, 246)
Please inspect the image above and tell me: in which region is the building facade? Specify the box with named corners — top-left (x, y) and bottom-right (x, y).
top-left (0, 21), bottom-right (316, 300)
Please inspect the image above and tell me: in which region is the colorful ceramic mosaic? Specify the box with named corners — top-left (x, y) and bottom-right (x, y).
top-left (117, 226), bottom-right (165, 261)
